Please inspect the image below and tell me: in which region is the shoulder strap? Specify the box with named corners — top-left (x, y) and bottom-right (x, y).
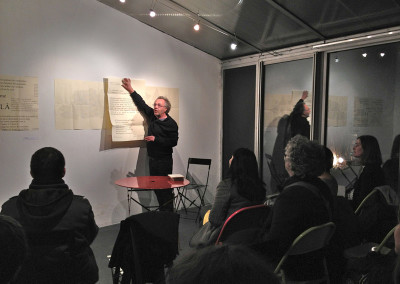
top-left (285, 181), bottom-right (332, 220)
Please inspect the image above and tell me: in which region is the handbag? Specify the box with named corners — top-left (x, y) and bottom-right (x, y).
top-left (189, 222), bottom-right (220, 248)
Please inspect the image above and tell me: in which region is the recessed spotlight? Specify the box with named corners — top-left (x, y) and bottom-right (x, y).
top-left (230, 42), bottom-right (237, 50)
top-left (194, 23), bottom-right (200, 31)
top-left (362, 53), bottom-right (367, 58)
top-left (149, 9), bottom-right (156, 17)
top-left (380, 52), bottom-right (385, 57)
top-left (334, 57), bottom-right (339, 63)
top-left (120, 0), bottom-right (125, 3)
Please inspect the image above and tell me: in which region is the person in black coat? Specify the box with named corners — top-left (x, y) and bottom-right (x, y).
top-left (254, 135), bottom-right (333, 281)
top-left (288, 90), bottom-right (311, 140)
top-left (1, 147), bottom-right (99, 284)
top-left (122, 78), bottom-right (179, 212)
top-left (0, 214), bottom-right (28, 284)
top-left (383, 134), bottom-right (400, 192)
top-left (351, 135), bottom-right (386, 210)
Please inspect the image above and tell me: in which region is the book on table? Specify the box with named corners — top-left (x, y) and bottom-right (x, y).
top-left (168, 174), bottom-right (184, 181)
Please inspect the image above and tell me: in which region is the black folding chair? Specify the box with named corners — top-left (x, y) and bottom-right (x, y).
top-left (175, 158), bottom-right (211, 222)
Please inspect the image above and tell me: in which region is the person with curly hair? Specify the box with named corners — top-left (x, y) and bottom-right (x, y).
top-left (254, 135), bottom-right (333, 281)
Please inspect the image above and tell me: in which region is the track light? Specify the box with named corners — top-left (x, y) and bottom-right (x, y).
top-left (149, 0), bottom-right (156, 17)
top-left (230, 34), bottom-right (238, 50)
top-left (193, 12), bottom-right (200, 31)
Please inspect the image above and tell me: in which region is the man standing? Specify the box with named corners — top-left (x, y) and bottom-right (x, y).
top-left (289, 90), bottom-right (311, 139)
top-left (122, 78), bottom-right (179, 212)
top-left (1, 147), bottom-right (99, 284)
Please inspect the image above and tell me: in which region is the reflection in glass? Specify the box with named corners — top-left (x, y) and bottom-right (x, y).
top-left (262, 58), bottom-right (313, 194)
top-left (327, 42), bottom-right (400, 194)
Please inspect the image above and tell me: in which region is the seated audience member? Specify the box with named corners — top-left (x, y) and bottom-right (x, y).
top-left (350, 136), bottom-right (397, 243)
top-left (350, 135), bottom-right (386, 210)
top-left (167, 244), bottom-right (279, 284)
top-left (1, 147), bottom-right (99, 284)
top-left (319, 146), bottom-right (339, 196)
top-left (383, 134), bottom-right (400, 192)
top-left (253, 135), bottom-right (333, 281)
top-left (320, 147), bottom-right (361, 282)
top-left (190, 148), bottom-right (266, 247)
top-left (0, 215), bottom-right (28, 284)
top-left (395, 224), bottom-right (400, 284)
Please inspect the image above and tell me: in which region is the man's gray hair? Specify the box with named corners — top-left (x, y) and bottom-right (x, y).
top-left (285, 135), bottom-right (325, 177)
top-left (157, 96), bottom-right (171, 114)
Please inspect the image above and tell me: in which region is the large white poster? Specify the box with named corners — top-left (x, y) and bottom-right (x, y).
top-left (106, 77), bottom-right (179, 142)
top-left (0, 75), bottom-right (39, 131)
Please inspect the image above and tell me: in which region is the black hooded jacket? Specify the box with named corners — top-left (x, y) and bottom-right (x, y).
top-left (1, 179), bottom-right (99, 284)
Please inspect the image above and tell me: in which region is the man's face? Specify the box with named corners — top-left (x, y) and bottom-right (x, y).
top-left (153, 99), bottom-right (167, 117)
top-left (302, 104), bottom-right (311, 118)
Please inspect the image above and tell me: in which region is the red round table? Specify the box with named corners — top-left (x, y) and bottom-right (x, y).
top-left (115, 176), bottom-right (189, 214)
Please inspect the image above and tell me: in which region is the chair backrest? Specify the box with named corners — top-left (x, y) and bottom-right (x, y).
top-left (354, 188), bottom-right (379, 214)
top-left (373, 225), bottom-right (396, 254)
top-left (265, 153), bottom-right (284, 187)
top-left (274, 222), bottom-right (336, 274)
top-left (185, 158), bottom-right (212, 188)
top-left (375, 185), bottom-right (399, 207)
top-left (215, 204), bottom-right (270, 245)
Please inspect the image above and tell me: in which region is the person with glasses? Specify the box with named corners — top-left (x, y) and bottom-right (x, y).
top-left (122, 78), bottom-right (179, 212)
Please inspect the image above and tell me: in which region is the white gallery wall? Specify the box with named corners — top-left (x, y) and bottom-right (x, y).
top-left (0, 0), bottom-right (222, 227)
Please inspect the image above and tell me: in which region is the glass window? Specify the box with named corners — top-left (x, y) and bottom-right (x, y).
top-left (262, 58), bottom-right (313, 194)
top-left (326, 42), bottom-right (400, 194)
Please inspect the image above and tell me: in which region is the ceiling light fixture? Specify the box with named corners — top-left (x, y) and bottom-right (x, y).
top-left (194, 12), bottom-right (200, 31)
top-left (380, 52), bottom-right (385, 57)
top-left (362, 52), bottom-right (367, 58)
top-left (149, 0), bottom-right (157, 17)
top-left (230, 34), bottom-right (238, 50)
top-left (120, 0), bottom-right (125, 3)
top-left (334, 56), bottom-right (339, 63)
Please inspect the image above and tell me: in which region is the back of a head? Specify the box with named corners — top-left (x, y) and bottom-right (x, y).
top-left (391, 134), bottom-right (400, 159)
top-left (167, 245), bottom-right (279, 284)
top-left (229, 148), bottom-right (266, 202)
top-left (285, 135), bottom-right (325, 177)
top-left (0, 215), bottom-right (28, 284)
top-left (358, 135), bottom-right (382, 165)
top-left (323, 146), bottom-right (334, 172)
top-left (30, 147), bottom-right (65, 180)
top-left (291, 101), bottom-right (305, 117)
